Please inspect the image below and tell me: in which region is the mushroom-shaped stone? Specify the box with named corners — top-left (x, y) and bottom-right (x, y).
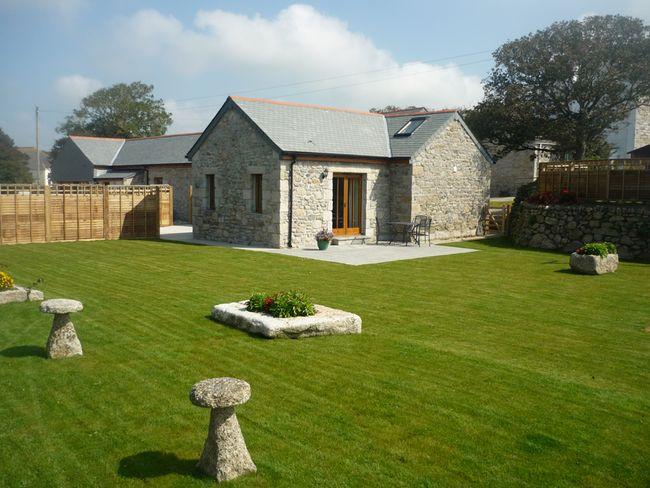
top-left (40, 299), bottom-right (84, 359)
top-left (190, 377), bottom-right (256, 482)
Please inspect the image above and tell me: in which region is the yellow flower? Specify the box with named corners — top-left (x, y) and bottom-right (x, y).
top-left (0, 271), bottom-right (14, 291)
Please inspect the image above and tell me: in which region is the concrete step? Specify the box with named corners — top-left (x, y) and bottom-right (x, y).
top-left (331, 235), bottom-right (369, 246)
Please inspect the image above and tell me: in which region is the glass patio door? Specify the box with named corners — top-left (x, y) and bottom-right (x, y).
top-left (332, 174), bottom-right (362, 235)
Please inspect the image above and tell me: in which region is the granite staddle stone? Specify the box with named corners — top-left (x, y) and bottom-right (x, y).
top-left (190, 377), bottom-right (256, 482)
top-left (40, 299), bottom-right (84, 359)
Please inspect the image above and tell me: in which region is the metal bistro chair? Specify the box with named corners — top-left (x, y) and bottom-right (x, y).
top-left (411, 215), bottom-right (432, 246)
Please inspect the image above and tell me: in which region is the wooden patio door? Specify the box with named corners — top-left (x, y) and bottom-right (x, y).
top-left (332, 174), bottom-right (362, 235)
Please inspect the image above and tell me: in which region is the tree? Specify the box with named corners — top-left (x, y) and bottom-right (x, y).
top-left (370, 105), bottom-right (426, 114)
top-left (464, 15), bottom-right (650, 160)
top-left (0, 128), bottom-right (33, 183)
top-left (56, 82), bottom-right (172, 139)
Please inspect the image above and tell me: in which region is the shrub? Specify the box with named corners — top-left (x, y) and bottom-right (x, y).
top-left (0, 271), bottom-right (14, 291)
top-left (247, 291), bottom-right (316, 318)
top-left (514, 181), bottom-right (538, 205)
top-left (527, 189), bottom-right (578, 205)
top-left (575, 242), bottom-right (617, 257)
top-left (315, 229), bottom-right (334, 242)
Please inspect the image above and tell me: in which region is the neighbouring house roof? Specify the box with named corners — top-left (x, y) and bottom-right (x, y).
top-left (112, 133), bottom-right (201, 166)
top-left (65, 133), bottom-right (199, 169)
top-left (629, 144), bottom-right (650, 158)
top-left (53, 133), bottom-right (198, 183)
top-left (17, 147), bottom-right (51, 172)
top-left (94, 171), bottom-right (137, 180)
top-left (69, 136), bottom-right (125, 167)
top-left (187, 96), bottom-right (492, 162)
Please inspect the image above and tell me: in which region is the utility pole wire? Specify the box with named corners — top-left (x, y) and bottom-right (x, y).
top-left (37, 49), bottom-right (494, 114)
top-left (172, 49), bottom-right (493, 103)
top-left (167, 57), bottom-right (492, 113)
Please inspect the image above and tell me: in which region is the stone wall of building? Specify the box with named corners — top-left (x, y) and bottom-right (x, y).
top-left (147, 164), bottom-right (191, 222)
top-left (389, 163), bottom-right (412, 224)
top-left (509, 202), bottom-right (650, 260)
top-left (288, 160), bottom-right (391, 248)
top-left (409, 119), bottom-right (491, 240)
top-left (490, 149), bottom-right (536, 197)
top-left (634, 104), bottom-right (650, 150)
top-left (191, 108), bottom-right (283, 247)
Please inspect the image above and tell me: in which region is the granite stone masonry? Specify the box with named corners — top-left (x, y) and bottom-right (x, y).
top-left (190, 377), bottom-right (256, 483)
top-left (410, 121), bottom-right (491, 240)
top-left (510, 202), bottom-right (650, 260)
top-left (190, 97), bottom-right (492, 248)
top-left (192, 109), bottom-right (282, 247)
top-left (0, 286), bottom-right (43, 305)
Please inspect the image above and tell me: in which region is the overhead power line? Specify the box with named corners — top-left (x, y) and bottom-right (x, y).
top-left (168, 57), bottom-right (492, 113)
top-left (37, 48), bottom-right (494, 115)
top-left (172, 49), bottom-right (492, 103)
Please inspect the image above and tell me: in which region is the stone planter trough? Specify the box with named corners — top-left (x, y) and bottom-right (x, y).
top-left (0, 286), bottom-right (44, 305)
top-left (569, 252), bottom-right (619, 275)
top-left (212, 301), bottom-right (361, 339)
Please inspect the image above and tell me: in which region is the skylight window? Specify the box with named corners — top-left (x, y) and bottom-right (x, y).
top-left (395, 117), bottom-right (427, 137)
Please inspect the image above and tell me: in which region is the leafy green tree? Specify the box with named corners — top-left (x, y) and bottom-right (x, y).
top-left (465, 15), bottom-right (650, 160)
top-left (370, 105), bottom-right (425, 114)
top-left (0, 128), bottom-right (33, 183)
top-left (56, 82), bottom-right (172, 139)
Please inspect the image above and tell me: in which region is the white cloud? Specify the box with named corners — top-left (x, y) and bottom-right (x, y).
top-left (54, 75), bottom-right (102, 106)
top-left (105, 4), bottom-right (484, 112)
top-left (164, 99), bottom-right (215, 134)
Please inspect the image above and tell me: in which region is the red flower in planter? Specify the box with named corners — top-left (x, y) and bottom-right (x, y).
top-left (263, 297), bottom-right (274, 312)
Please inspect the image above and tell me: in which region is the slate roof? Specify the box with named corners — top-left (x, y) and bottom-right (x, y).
top-left (187, 96), bottom-right (491, 162)
top-left (17, 147), bottom-right (50, 171)
top-left (385, 111), bottom-right (457, 158)
top-left (66, 133), bottom-right (199, 168)
top-left (70, 136), bottom-right (124, 166)
top-left (233, 96), bottom-right (391, 158)
top-left (113, 133), bottom-right (201, 166)
top-left (94, 171), bottom-right (137, 179)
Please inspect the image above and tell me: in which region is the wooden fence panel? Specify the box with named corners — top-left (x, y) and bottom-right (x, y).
top-left (538, 159), bottom-right (650, 203)
top-left (0, 184), bottom-right (172, 245)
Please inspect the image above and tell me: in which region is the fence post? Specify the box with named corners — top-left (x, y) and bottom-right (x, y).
top-left (169, 185), bottom-right (174, 225)
top-left (43, 185), bottom-right (51, 242)
top-left (157, 186), bottom-right (162, 238)
top-left (103, 185), bottom-right (110, 240)
top-left (0, 185), bottom-right (3, 245)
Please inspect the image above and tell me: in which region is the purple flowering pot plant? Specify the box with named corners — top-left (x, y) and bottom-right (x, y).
top-left (315, 229), bottom-right (334, 250)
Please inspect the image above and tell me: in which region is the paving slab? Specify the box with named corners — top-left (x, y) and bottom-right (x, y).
top-left (160, 225), bottom-right (476, 265)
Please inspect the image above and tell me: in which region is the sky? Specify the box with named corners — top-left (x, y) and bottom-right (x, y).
top-left (0, 0), bottom-right (648, 149)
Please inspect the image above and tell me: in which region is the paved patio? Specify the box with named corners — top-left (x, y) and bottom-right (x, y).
top-left (160, 225), bottom-right (476, 265)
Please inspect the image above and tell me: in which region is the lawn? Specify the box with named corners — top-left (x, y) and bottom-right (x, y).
top-left (0, 238), bottom-right (648, 487)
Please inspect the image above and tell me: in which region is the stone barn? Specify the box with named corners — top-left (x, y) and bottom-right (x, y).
top-left (187, 96), bottom-right (492, 248)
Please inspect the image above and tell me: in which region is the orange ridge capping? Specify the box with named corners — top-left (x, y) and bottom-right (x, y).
top-left (69, 132), bottom-right (202, 142)
top-left (383, 108), bottom-right (458, 118)
top-left (230, 95), bottom-right (385, 117)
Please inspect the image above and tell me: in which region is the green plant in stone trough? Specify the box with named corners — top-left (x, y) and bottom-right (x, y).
top-left (575, 242), bottom-right (617, 257)
top-left (247, 290), bottom-right (315, 318)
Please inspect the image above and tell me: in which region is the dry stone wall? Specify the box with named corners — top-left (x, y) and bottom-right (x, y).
top-left (510, 202), bottom-right (650, 260)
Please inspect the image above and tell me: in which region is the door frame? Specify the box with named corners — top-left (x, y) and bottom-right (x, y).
top-left (332, 173), bottom-right (363, 236)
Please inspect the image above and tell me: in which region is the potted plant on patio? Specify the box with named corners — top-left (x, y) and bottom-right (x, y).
top-left (570, 242), bottom-right (619, 275)
top-left (315, 229), bottom-right (334, 250)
